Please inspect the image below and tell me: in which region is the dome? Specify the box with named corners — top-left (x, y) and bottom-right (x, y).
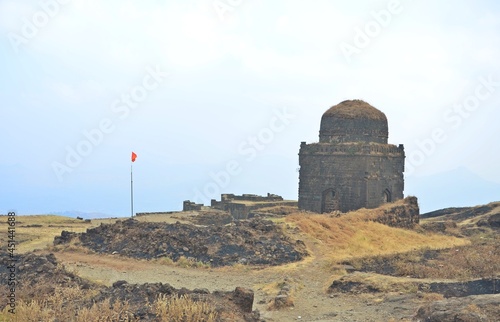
top-left (319, 100), bottom-right (388, 144)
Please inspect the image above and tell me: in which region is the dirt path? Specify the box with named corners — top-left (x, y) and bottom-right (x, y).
top-left (51, 233), bottom-right (422, 321)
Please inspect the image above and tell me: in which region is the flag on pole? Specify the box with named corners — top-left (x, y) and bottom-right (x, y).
top-left (131, 152), bottom-right (136, 217)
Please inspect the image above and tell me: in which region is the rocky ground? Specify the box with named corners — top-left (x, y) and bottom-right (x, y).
top-left (327, 203), bottom-right (500, 321)
top-left (54, 218), bottom-right (308, 267)
top-left (413, 294), bottom-right (500, 322)
top-left (2, 201), bottom-right (499, 321)
top-left (420, 202), bottom-right (500, 235)
top-left (0, 251), bottom-right (261, 321)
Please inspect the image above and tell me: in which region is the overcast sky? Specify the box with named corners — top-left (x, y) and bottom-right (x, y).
top-left (1, 0), bottom-right (499, 216)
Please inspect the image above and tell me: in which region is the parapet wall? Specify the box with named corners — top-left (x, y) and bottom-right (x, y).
top-left (300, 142), bottom-right (404, 156)
top-left (220, 193), bottom-right (284, 202)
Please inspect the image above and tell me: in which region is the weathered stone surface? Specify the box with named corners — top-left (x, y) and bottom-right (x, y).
top-left (233, 287), bottom-right (254, 313)
top-left (53, 230), bottom-right (78, 245)
top-left (298, 99), bottom-right (405, 213)
top-left (414, 294), bottom-right (500, 322)
top-left (486, 213), bottom-right (500, 228)
top-left (112, 280), bottom-right (128, 288)
top-left (370, 196), bottom-right (420, 228)
top-left (273, 294), bottom-right (290, 309)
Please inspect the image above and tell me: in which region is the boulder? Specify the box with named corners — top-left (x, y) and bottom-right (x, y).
top-left (233, 287), bottom-right (254, 313)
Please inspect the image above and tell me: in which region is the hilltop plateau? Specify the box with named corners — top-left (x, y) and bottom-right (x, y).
top-left (1, 198), bottom-right (499, 321)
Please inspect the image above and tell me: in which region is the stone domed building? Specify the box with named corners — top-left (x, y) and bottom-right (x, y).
top-left (298, 100), bottom-right (405, 213)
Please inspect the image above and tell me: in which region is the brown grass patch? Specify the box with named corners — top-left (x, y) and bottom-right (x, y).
top-left (154, 294), bottom-right (218, 322)
top-left (420, 292), bottom-right (445, 302)
top-left (323, 99), bottom-right (386, 120)
top-left (0, 284), bottom-right (218, 322)
top-left (0, 215), bottom-right (91, 253)
top-left (362, 240), bottom-right (500, 280)
top-left (286, 212), bottom-right (468, 263)
top-left (0, 286), bottom-right (133, 322)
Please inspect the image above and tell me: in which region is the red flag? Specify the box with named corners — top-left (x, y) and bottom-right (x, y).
top-left (131, 152), bottom-right (137, 162)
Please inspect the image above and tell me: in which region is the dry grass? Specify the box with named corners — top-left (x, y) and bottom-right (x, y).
top-left (174, 256), bottom-right (211, 269)
top-left (378, 241), bottom-right (499, 280)
top-left (323, 99), bottom-right (386, 120)
top-left (76, 298), bottom-right (136, 322)
top-left (0, 284), bottom-right (219, 322)
top-left (153, 255), bottom-right (211, 269)
top-left (0, 215), bottom-right (91, 253)
top-left (420, 293), bottom-right (444, 303)
top-left (258, 281), bottom-right (286, 297)
top-left (0, 286), bottom-right (129, 322)
top-left (0, 297), bottom-right (136, 322)
top-left (286, 212), bottom-right (469, 263)
top-left (154, 294), bottom-right (218, 322)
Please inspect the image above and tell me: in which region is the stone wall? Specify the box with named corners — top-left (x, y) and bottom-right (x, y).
top-left (368, 196), bottom-right (420, 228)
top-left (320, 117), bottom-right (388, 144)
top-left (186, 193), bottom-right (296, 219)
top-left (183, 200), bottom-right (203, 211)
top-left (220, 193), bottom-right (284, 202)
top-left (298, 142), bottom-right (404, 213)
top-left (225, 201), bottom-right (298, 220)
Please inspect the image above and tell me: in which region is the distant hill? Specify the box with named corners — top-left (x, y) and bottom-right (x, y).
top-left (405, 167), bottom-right (500, 213)
top-left (51, 210), bottom-right (112, 220)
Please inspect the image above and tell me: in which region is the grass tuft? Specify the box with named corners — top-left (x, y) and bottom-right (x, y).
top-left (154, 294), bottom-right (218, 322)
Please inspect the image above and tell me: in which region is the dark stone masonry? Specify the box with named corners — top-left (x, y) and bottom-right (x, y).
top-left (298, 99), bottom-right (405, 213)
top-left (183, 193), bottom-right (297, 219)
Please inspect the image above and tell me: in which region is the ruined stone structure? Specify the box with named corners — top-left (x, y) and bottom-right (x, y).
top-left (298, 100), bottom-right (405, 213)
top-left (183, 193), bottom-right (297, 219)
top-left (210, 193), bottom-right (295, 219)
top-left (182, 200), bottom-right (204, 212)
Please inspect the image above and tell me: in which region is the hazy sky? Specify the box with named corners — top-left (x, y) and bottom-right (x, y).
top-left (1, 0), bottom-right (499, 216)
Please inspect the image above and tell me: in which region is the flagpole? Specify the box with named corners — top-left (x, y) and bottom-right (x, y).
top-left (131, 162), bottom-right (134, 217)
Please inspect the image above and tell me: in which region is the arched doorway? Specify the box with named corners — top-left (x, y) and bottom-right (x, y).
top-left (382, 189), bottom-right (391, 203)
top-left (321, 189), bottom-right (339, 213)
